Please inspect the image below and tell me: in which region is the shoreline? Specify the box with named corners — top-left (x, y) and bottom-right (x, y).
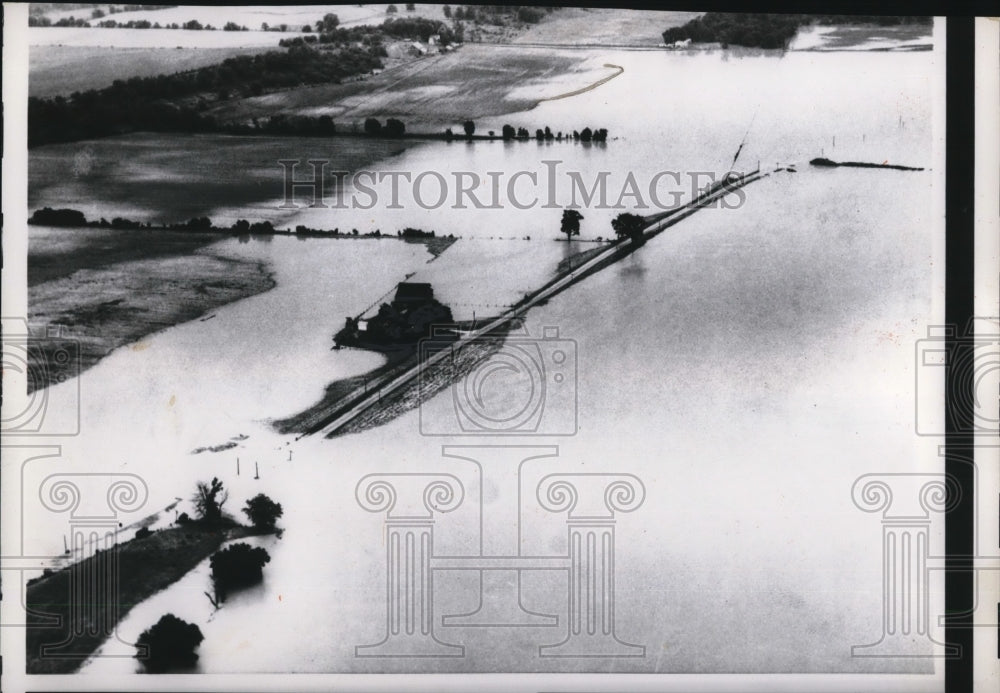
top-left (28, 249), bottom-right (277, 393)
top-left (25, 521), bottom-right (275, 674)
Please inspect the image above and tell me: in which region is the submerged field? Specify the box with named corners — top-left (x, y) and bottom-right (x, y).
top-left (28, 230), bottom-right (276, 391)
top-left (29, 133), bottom-right (421, 225)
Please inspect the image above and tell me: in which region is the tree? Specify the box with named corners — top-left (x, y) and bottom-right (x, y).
top-left (243, 494), bottom-right (283, 530)
top-left (364, 117), bottom-right (382, 135)
top-left (501, 124), bottom-right (515, 140)
top-left (387, 4), bottom-right (398, 14)
top-left (611, 212), bottom-right (646, 244)
top-left (135, 614), bottom-right (204, 673)
top-left (385, 118), bottom-right (405, 137)
top-left (580, 127), bottom-right (593, 142)
top-left (463, 120), bottom-right (475, 137)
top-left (560, 209), bottom-right (584, 241)
top-left (210, 543), bottom-right (271, 601)
top-left (192, 477), bottom-right (228, 524)
top-left (317, 13), bottom-right (339, 32)
top-left (517, 7), bottom-right (546, 24)
top-left (406, 3), bottom-right (415, 10)
top-left (443, 4), bottom-right (452, 18)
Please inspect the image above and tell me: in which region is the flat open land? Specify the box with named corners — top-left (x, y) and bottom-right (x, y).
top-left (29, 45), bottom-right (277, 98)
top-left (206, 44), bottom-right (608, 129)
top-left (512, 7), bottom-right (702, 46)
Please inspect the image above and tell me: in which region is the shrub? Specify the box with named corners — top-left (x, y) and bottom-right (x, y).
top-left (135, 526), bottom-right (152, 540)
top-left (517, 7), bottom-right (546, 24)
top-left (384, 118), bottom-right (405, 137)
top-left (135, 614), bottom-right (203, 673)
top-left (242, 494), bottom-right (283, 530)
top-left (209, 543), bottom-right (271, 601)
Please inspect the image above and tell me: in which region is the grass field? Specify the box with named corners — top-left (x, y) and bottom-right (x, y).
top-left (206, 44), bottom-right (607, 129)
top-left (29, 45), bottom-right (276, 98)
top-left (512, 7), bottom-right (702, 46)
top-left (29, 25), bottom-right (287, 48)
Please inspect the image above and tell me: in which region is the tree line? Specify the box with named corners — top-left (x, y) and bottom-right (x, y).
top-left (28, 208), bottom-right (456, 242)
top-left (28, 5), bottom-right (176, 26)
top-left (28, 13), bottom-right (487, 147)
top-left (444, 121), bottom-right (609, 142)
top-left (28, 45), bottom-right (384, 147)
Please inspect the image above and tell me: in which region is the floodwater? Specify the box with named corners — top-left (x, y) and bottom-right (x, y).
top-left (21, 37), bottom-right (944, 678)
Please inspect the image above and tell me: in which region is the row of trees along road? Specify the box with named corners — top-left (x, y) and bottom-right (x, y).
top-left (561, 209), bottom-right (646, 244)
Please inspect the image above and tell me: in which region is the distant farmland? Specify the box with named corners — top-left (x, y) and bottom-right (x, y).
top-left (29, 45), bottom-right (277, 98)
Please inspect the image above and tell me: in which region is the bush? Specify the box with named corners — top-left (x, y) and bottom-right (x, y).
top-left (209, 543), bottom-right (271, 601)
top-left (29, 207), bottom-right (87, 227)
top-left (135, 614), bottom-right (203, 673)
top-left (176, 512), bottom-right (191, 525)
top-left (135, 526), bottom-right (152, 540)
top-left (242, 494), bottom-right (283, 530)
top-left (384, 118), bottom-right (405, 137)
top-left (517, 7), bottom-right (546, 24)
